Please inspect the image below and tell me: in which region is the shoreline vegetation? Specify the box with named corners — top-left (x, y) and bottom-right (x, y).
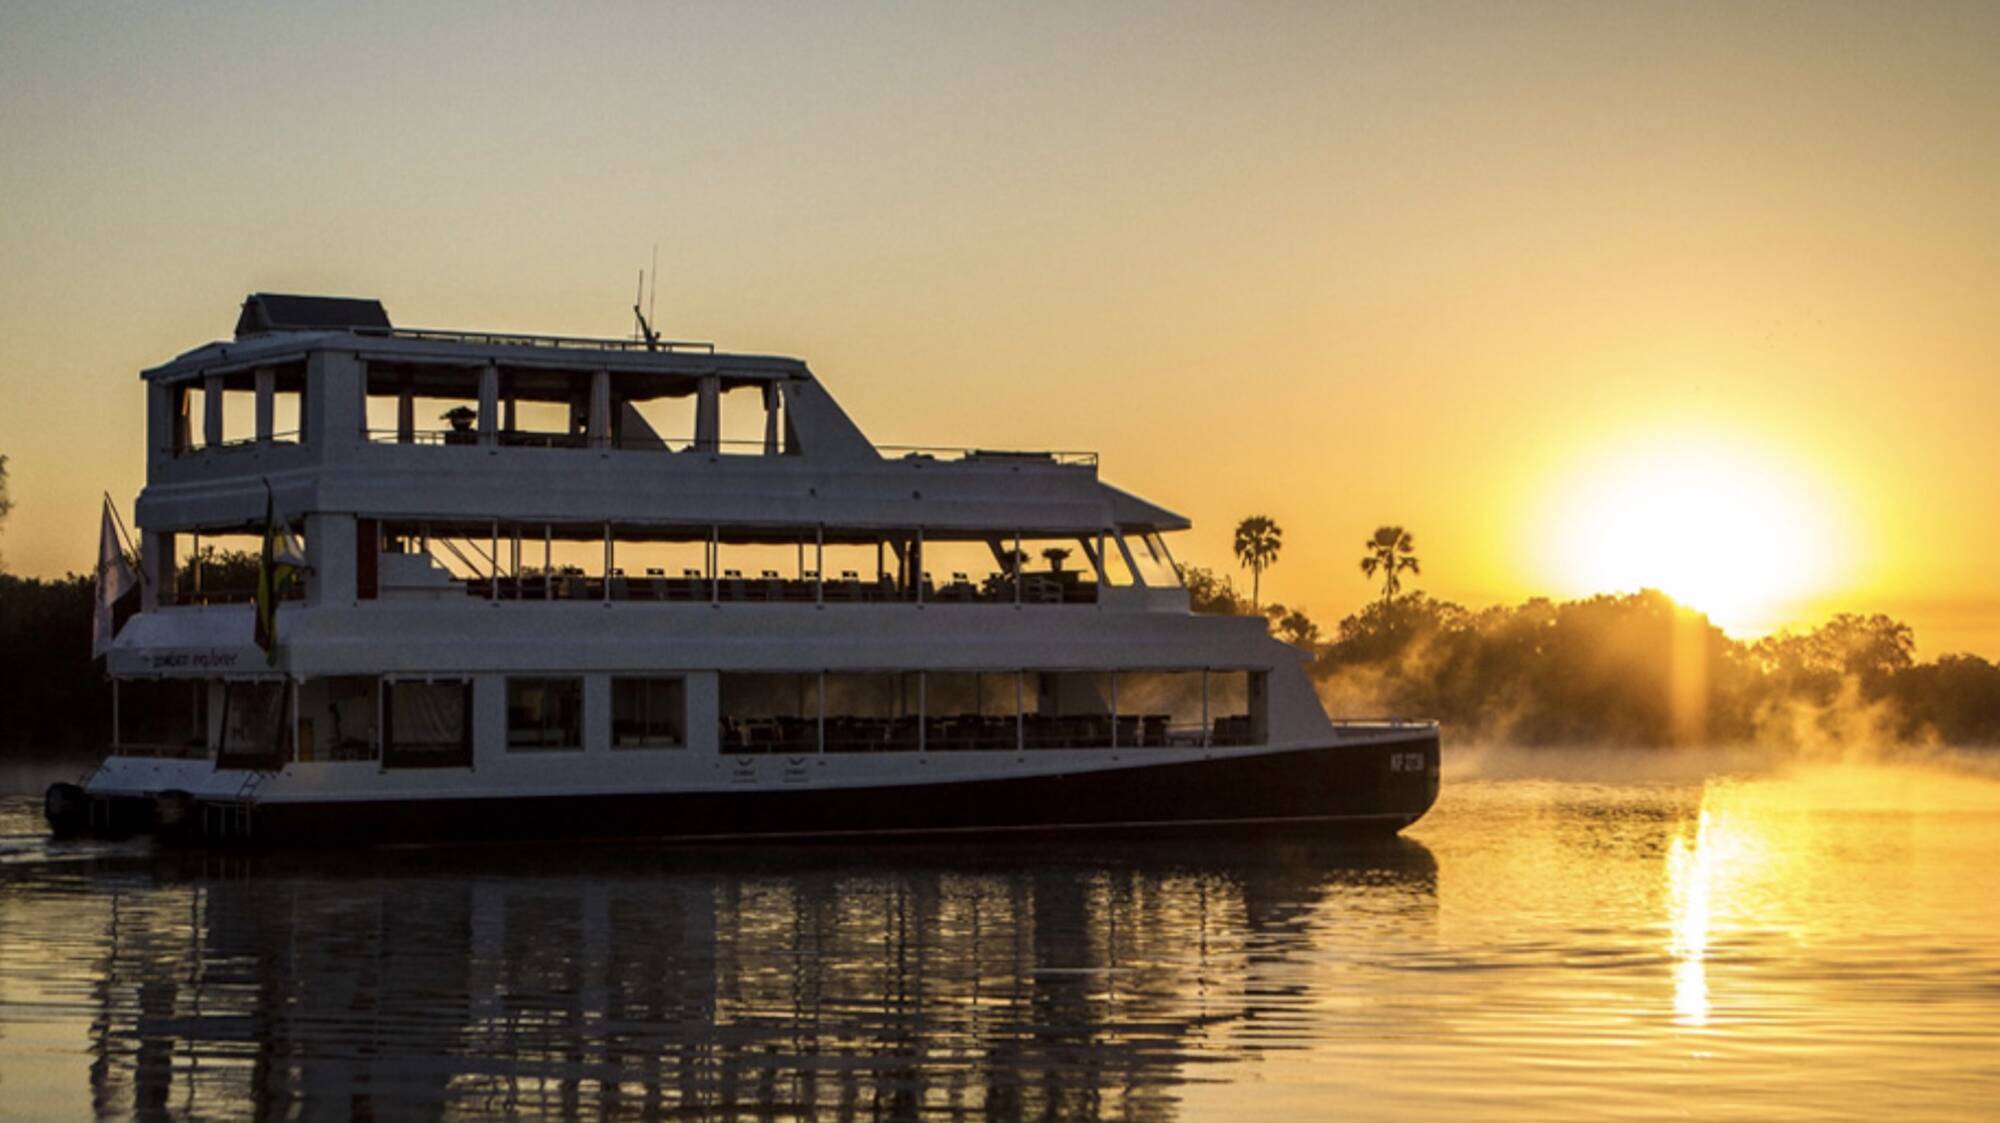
top-left (1189, 567), bottom-right (2000, 750)
top-left (2, 549), bottom-right (1998, 756)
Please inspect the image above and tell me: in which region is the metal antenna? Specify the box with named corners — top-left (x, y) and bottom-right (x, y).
top-left (633, 264), bottom-right (661, 352)
top-left (649, 242), bottom-right (659, 327)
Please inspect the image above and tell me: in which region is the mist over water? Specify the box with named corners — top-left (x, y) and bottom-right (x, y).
top-left (2, 755), bottom-right (1998, 1121)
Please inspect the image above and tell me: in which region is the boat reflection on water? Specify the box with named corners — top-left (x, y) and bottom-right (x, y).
top-left (76, 838), bottom-right (1437, 1121)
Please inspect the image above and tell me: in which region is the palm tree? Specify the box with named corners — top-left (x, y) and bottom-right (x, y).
top-left (1233, 516), bottom-right (1282, 612)
top-left (1359, 525), bottom-right (1420, 603)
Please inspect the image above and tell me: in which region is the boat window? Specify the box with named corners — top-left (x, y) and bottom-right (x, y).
top-left (1013, 537), bottom-right (1105, 603)
top-left (719, 673), bottom-right (818, 754)
top-left (818, 537), bottom-right (902, 603)
top-left (507, 677), bottom-right (585, 752)
top-left (821, 673), bottom-right (919, 752)
top-left (1097, 535), bottom-right (1138, 588)
top-left (292, 677), bottom-right (379, 763)
top-left (364, 364), bottom-right (485, 446)
top-left (612, 677), bottom-right (686, 749)
top-left (616, 390), bottom-right (696, 452)
top-left (1114, 672), bottom-right (1208, 747)
top-left (169, 382), bottom-right (206, 454)
top-left (922, 673), bottom-right (1020, 751)
top-left (383, 679), bottom-right (473, 769)
top-left (1207, 670), bottom-right (1268, 746)
top-left (713, 530), bottom-right (823, 602)
top-left (1024, 672), bottom-right (1113, 749)
top-left (218, 680), bottom-right (289, 769)
top-left (716, 383), bottom-right (777, 454)
top-left (113, 679), bottom-right (210, 759)
top-left (170, 531), bottom-right (298, 606)
top-left (1125, 532), bottom-right (1182, 588)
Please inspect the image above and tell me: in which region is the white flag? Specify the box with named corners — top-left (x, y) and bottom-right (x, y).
top-left (92, 499), bottom-right (139, 659)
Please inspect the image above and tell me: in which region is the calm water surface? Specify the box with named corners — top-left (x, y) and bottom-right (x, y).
top-left (2, 759), bottom-right (1998, 1121)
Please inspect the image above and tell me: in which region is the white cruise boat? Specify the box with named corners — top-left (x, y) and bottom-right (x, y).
top-left (49, 293), bottom-right (1440, 845)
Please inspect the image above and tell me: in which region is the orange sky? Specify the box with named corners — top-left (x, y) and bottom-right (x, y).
top-left (2, 2), bottom-right (1997, 655)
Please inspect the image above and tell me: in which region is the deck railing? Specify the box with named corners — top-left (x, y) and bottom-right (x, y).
top-left (376, 326), bottom-right (716, 354)
top-left (354, 430), bottom-right (1097, 465)
top-left (880, 445), bottom-right (1097, 467)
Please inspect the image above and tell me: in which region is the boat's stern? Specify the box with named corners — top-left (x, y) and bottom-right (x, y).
top-left (45, 755), bottom-right (221, 839)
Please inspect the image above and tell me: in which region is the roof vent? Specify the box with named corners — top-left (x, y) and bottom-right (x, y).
top-left (235, 293), bottom-right (392, 338)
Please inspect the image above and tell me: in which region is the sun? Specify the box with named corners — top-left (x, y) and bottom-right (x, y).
top-left (1530, 432), bottom-right (1847, 635)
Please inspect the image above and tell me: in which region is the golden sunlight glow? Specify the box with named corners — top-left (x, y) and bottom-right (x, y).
top-left (1533, 433), bottom-right (1849, 635)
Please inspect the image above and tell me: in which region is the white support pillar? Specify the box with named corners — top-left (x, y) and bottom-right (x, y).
top-left (695, 376), bottom-right (720, 453)
top-left (603, 522), bottom-right (613, 604)
top-left (254, 367), bottom-right (276, 443)
top-left (203, 375), bottom-right (225, 448)
top-left (814, 526), bottom-right (824, 607)
top-left (914, 528), bottom-right (925, 604)
top-left (543, 525), bottom-right (553, 600)
top-left (142, 530), bottom-right (170, 611)
top-left (303, 513), bottom-right (356, 608)
top-left (762, 383), bottom-right (780, 455)
top-left (478, 364), bottom-right (499, 447)
top-left (396, 377), bottom-right (415, 444)
top-left (709, 525), bottom-right (720, 604)
top-left (588, 371), bottom-right (611, 450)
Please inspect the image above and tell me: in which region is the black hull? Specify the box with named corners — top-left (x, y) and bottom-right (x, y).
top-left (73, 732), bottom-right (1441, 848)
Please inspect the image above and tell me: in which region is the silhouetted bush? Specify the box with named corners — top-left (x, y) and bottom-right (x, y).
top-left (0, 573), bottom-right (111, 752)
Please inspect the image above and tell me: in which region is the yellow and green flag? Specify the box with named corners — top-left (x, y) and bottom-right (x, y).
top-left (254, 488), bottom-right (307, 664)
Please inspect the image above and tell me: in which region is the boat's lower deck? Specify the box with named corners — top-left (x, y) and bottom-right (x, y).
top-left (53, 730), bottom-right (1441, 847)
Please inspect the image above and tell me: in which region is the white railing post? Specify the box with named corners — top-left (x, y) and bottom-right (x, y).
top-left (478, 364), bottom-right (499, 447)
top-left (203, 375), bottom-right (225, 448)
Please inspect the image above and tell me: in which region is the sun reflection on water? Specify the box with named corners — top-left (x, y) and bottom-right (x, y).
top-left (1666, 807), bottom-right (1716, 1026)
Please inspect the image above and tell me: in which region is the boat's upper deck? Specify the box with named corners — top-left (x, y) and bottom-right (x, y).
top-left (130, 295), bottom-right (1193, 615)
top-left (138, 294), bottom-right (1180, 530)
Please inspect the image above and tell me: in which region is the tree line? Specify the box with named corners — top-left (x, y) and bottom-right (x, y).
top-left (1199, 514), bottom-right (2000, 748)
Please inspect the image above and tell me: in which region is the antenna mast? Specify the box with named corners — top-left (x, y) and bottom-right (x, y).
top-left (632, 261), bottom-right (660, 352)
